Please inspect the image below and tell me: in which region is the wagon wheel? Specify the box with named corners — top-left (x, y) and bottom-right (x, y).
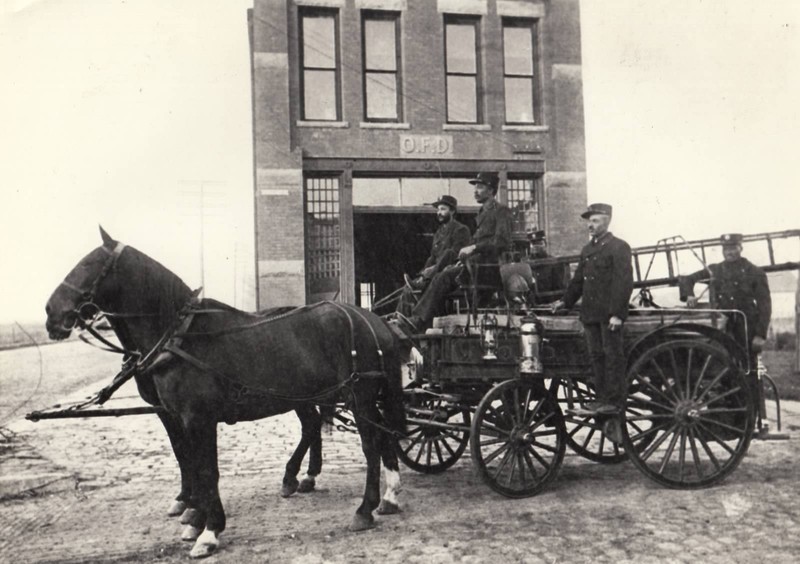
top-left (471, 379), bottom-right (566, 498)
top-left (556, 377), bottom-right (627, 464)
top-left (622, 339), bottom-right (754, 489)
top-left (396, 390), bottom-right (470, 474)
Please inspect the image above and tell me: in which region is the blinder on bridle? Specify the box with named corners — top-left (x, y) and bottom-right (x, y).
top-left (57, 242), bottom-right (126, 330)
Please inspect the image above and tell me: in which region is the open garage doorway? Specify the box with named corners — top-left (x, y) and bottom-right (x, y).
top-left (351, 175), bottom-right (479, 312)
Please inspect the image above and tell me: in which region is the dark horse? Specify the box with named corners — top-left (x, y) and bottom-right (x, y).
top-left (45, 228), bottom-right (406, 558)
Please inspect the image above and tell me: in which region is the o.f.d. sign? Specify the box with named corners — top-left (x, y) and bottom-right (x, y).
top-left (400, 135), bottom-right (453, 158)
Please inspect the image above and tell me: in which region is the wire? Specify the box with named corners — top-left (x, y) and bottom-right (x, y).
top-left (0, 323), bottom-right (45, 426)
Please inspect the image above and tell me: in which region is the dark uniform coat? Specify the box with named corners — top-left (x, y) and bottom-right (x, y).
top-left (679, 258), bottom-right (772, 340)
top-left (562, 232), bottom-right (634, 323)
top-left (470, 199), bottom-right (513, 287)
top-left (423, 219), bottom-right (471, 275)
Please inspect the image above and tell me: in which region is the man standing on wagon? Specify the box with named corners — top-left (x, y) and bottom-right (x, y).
top-left (551, 203), bottom-right (634, 428)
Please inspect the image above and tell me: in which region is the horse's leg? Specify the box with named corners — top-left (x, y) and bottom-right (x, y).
top-left (281, 405), bottom-right (318, 497)
top-left (377, 428), bottom-right (402, 515)
top-left (298, 405), bottom-right (323, 493)
top-left (182, 415), bottom-right (225, 559)
top-left (157, 412), bottom-right (194, 519)
top-left (351, 402), bottom-right (382, 532)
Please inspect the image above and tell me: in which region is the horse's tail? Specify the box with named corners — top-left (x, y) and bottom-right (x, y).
top-left (382, 349), bottom-right (407, 437)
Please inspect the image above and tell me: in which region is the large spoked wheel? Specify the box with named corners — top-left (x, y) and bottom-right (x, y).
top-left (396, 390), bottom-right (471, 474)
top-left (623, 339), bottom-right (755, 489)
top-left (556, 377), bottom-right (627, 464)
top-left (470, 379), bottom-right (566, 498)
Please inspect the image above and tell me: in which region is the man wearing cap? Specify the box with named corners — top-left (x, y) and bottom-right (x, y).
top-left (528, 230), bottom-right (570, 305)
top-left (403, 171), bottom-right (513, 331)
top-left (395, 195), bottom-right (470, 317)
top-left (679, 233), bottom-right (772, 360)
top-left (552, 203), bottom-right (634, 425)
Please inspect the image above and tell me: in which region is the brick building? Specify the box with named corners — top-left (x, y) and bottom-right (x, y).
top-left (249, 0), bottom-right (587, 309)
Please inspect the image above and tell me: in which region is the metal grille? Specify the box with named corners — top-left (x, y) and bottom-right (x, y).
top-left (507, 177), bottom-right (539, 234)
top-left (305, 176), bottom-right (341, 284)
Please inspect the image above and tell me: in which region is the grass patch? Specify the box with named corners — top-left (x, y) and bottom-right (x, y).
top-left (762, 350), bottom-right (800, 401)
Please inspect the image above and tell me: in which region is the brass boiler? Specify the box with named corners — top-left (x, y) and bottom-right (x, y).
top-left (519, 315), bottom-right (544, 375)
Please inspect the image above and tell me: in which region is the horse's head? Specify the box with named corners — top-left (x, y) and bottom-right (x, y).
top-left (45, 226), bottom-right (126, 340)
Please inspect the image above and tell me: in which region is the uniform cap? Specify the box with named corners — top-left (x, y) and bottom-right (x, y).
top-left (430, 194), bottom-right (458, 210)
top-left (720, 233), bottom-right (743, 246)
top-left (468, 171), bottom-right (500, 191)
top-left (580, 202), bottom-right (613, 219)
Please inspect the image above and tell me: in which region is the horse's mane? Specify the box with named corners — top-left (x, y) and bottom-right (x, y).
top-left (121, 246), bottom-right (194, 324)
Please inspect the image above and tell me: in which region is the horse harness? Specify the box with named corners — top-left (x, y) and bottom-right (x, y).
top-left (86, 298), bottom-right (390, 410)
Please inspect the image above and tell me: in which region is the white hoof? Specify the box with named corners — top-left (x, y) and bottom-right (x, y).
top-left (180, 507), bottom-right (199, 525)
top-left (190, 529), bottom-right (219, 559)
top-left (167, 500), bottom-right (187, 517)
top-left (181, 524), bottom-right (203, 542)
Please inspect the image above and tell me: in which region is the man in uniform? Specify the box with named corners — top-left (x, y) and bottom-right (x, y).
top-left (395, 194), bottom-right (470, 317)
top-left (528, 230), bottom-right (570, 305)
top-left (551, 203), bottom-right (633, 431)
top-left (402, 171), bottom-right (513, 332)
top-left (679, 233), bottom-right (772, 362)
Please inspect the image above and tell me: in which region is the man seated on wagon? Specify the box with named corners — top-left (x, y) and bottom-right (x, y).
top-left (395, 194), bottom-right (470, 318)
top-left (396, 171), bottom-right (513, 333)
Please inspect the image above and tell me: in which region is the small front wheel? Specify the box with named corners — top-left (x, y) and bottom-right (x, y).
top-left (470, 379), bottom-right (566, 498)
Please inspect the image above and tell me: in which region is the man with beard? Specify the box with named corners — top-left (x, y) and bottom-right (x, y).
top-left (551, 203), bottom-right (633, 442)
top-left (395, 195), bottom-right (470, 317)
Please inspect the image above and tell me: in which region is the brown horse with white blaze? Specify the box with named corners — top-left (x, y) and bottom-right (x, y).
top-left (45, 227), bottom-right (406, 558)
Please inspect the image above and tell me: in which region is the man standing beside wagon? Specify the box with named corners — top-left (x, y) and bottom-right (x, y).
top-left (551, 203), bottom-right (634, 440)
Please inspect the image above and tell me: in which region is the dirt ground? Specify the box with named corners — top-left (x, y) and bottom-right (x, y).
top-left (1, 343), bottom-right (799, 563)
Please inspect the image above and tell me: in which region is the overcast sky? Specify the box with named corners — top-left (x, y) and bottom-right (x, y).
top-left (1, 0), bottom-right (799, 324)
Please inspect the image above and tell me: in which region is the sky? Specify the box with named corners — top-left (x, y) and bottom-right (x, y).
top-left (1, 0), bottom-right (799, 324)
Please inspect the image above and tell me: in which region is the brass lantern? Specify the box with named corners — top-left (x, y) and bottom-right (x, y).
top-left (519, 315), bottom-right (544, 375)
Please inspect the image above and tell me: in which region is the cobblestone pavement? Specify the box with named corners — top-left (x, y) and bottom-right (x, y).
top-left (1, 342), bottom-right (799, 563)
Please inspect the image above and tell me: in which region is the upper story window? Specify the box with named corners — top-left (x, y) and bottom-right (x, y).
top-left (300, 8), bottom-right (341, 121)
top-left (444, 16), bottom-right (481, 124)
top-left (502, 19), bottom-right (540, 124)
top-left (362, 11), bottom-right (402, 122)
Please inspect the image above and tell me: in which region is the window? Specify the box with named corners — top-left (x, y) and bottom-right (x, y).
top-left (362, 12), bottom-right (402, 121)
top-left (444, 17), bottom-right (481, 124)
top-left (300, 9), bottom-right (341, 121)
top-left (503, 19), bottom-right (539, 124)
top-left (304, 176), bottom-right (341, 301)
top-left (507, 176), bottom-right (540, 234)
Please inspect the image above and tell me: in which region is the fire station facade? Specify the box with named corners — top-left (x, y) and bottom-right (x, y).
top-left (249, 0), bottom-right (587, 309)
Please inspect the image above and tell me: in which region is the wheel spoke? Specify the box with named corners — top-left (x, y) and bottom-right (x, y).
top-left (701, 407), bottom-right (749, 415)
top-left (526, 444), bottom-right (552, 470)
top-left (687, 427), bottom-right (705, 478)
top-left (480, 437), bottom-right (508, 447)
top-left (483, 441), bottom-right (512, 465)
top-left (698, 387), bottom-right (744, 408)
top-left (691, 353), bottom-right (714, 399)
top-left (598, 432), bottom-right (606, 454)
top-left (632, 374), bottom-right (677, 407)
top-left (657, 428), bottom-right (681, 474)
top-left (403, 432), bottom-right (425, 456)
top-left (522, 398), bottom-right (545, 429)
top-left (530, 440), bottom-right (559, 454)
top-left (478, 421), bottom-right (511, 438)
top-left (433, 439), bottom-right (444, 465)
top-left (649, 358), bottom-right (681, 402)
top-left (695, 416), bottom-right (746, 437)
top-left (626, 414), bottom-right (676, 421)
top-left (668, 348), bottom-right (685, 399)
top-left (521, 386), bottom-right (533, 426)
top-left (491, 447), bottom-right (514, 481)
top-left (628, 392), bottom-right (675, 413)
top-left (640, 422), bottom-right (680, 462)
top-left (628, 419), bottom-right (671, 444)
top-left (695, 367), bottom-right (730, 403)
top-left (581, 427), bottom-right (597, 450)
top-left (685, 346), bottom-right (694, 400)
top-left (413, 439), bottom-right (426, 464)
top-left (522, 449), bottom-right (539, 480)
top-left (440, 436), bottom-right (457, 458)
top-left (695, 422), bottom-right (736, 455)
top-left (693, 426), bottom-right (722, 470)
top-left (426, 439), bottom-right (433, 467)
top-left (677, 428), bottom-right (687, 482)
